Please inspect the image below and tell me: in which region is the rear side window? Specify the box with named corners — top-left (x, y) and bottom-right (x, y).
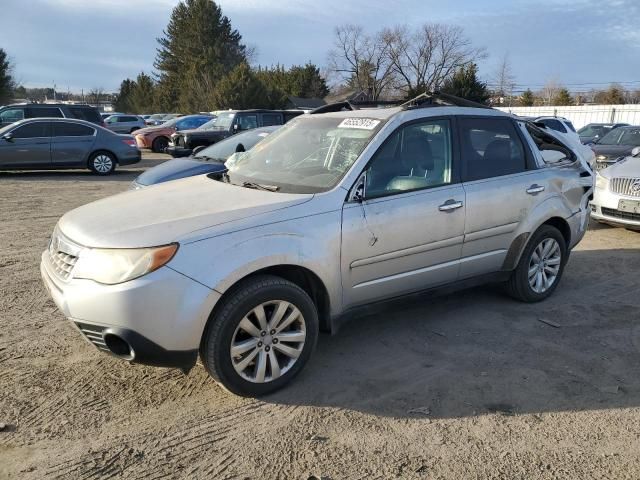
top-left (54, 122), bottom-right (95, 137)
top-left (0, 108), bottom-right (24, 123)
top-left (11, 122), bottom-right (50, 138)
top-left (68, 107), bottom-right (102, 124)
top-left (261, 113), bottom-right (282, 126)
top-left (459, 117), bottom-right (526, 181)
top-left (120, 116), bottom-right (138, 122)
top-left (564, 121), bottom-right (576, 133)
top-left (27, 107), bottom-right (63, 119)
top-left (539, 118), bottom-right (567, 133)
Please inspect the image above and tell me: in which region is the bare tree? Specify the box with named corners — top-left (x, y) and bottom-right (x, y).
top-left (540, 80), bottom-right (560, 106)
top-left (382, 23), bottom-right (485, 98)
top-left (492, 53), bottom-right (516, 105)
top-left (88, 87), bottom-right (105, 106)
top-left (327, 24), bottom-right (395, 101)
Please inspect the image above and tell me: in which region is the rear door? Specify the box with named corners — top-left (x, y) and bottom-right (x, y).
top-left (51, 122), bottom-right (96, 166)
top-left (0, 121), bottom-right (51, 167)
top-left (458, 116), bottom-right (551, 278)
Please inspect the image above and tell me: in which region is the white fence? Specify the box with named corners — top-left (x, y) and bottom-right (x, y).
top-left (496, 105), bottom-right (640, 129)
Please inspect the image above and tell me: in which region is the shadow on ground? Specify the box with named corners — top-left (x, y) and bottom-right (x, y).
top-left (265, 247), bottom-right (640, 419)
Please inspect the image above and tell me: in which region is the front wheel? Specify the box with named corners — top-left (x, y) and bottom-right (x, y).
top-left (151, 136), bottom-right (168, 153)
top-left (201, 275), bottom-right (319, 396)
top-left (506, 225), bottom-right (567, 302)
top-left (88, 151), bottom-right (116, 175)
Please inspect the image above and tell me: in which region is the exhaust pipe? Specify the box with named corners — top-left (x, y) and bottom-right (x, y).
top-left (104, 333), bottom-right (134, 361)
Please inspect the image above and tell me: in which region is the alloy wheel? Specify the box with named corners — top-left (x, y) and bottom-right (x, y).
top-left (93, 154), bottom-right (113, 173)
top-left (230, 300), bottom-right (306, 383)
top-left (528, 238), bottom-right (562, 294)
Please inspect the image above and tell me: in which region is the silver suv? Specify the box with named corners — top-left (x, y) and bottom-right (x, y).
top-left (41, 95), bottom-right (593, 396)
top-left (104, 114), bottom-right (146, 134)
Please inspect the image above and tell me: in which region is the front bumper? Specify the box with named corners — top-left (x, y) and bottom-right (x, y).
top-left (166, 146), bottom-right (193, 158)
top-left (40, 251), bottom-right (221, 369)
top-left (590, 187), bottom-right (640, 228)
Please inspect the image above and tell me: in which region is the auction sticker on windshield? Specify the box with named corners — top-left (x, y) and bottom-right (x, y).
top-left (338, 118), bottom-right (381, 130)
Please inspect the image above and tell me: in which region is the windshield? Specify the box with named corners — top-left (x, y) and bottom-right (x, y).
top-left (578, 124), bottom-right (609, 137)
top-left (224, 115), bottom-right (384, 193)
top-left (198, 118), bottom-right (219, 130)
top-left (598, 128), bottom-right (640, 146)
top-left (195, 128), bottom-right (273, 162)
top-left (211, 112), bottom-right (235, 129)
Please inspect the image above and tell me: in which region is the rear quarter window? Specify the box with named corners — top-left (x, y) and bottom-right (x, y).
top-left (68, 107), bottom-right (102, 124)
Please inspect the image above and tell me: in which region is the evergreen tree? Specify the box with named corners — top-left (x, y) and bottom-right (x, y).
top-left (212, 62), bottom-right (283, 110)
top-left (287, 63), bottom-right (329, 98)
top-left (520, 88), bottom-right (535, 107)
top-left (0, 48), bottom-right (15, 105)
top-left (154, 0), bottom-right (246, 111)
top-left (129, 72), bottom-right (156, 114)
top-left (552, 88), bottom-right (573, 106)
top-left (440, 63), bottom-right (490, 104)
top-left (114, 78), bottom-right (136, 112)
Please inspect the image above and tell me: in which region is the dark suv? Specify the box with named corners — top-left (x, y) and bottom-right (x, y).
top-left (167, 109), bottom-right (303, 157)
top-left (0, 103), bottom-right (103, 128)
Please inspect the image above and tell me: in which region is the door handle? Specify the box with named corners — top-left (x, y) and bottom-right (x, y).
top-left (526, 184), bottom-right (545, 195)
top-left (439, 200), bottom-right (464, 212)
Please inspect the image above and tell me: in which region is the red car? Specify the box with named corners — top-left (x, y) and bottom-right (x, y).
top-left (134, 115), bottom-right (213, 152)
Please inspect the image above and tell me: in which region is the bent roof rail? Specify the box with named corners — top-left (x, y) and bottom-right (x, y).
top-left (400, 92), bottom-right (493, 110)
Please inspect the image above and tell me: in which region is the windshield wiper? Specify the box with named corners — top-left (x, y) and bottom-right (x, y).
top-left (241, 181), bottom-right (279, 192)
top-left (194, 155), bottom-right (224, 163)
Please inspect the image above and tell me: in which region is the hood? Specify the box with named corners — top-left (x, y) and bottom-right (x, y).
top-left (134, 125), bottom-right (175, 136)
top-left (591, 144), bottom-right (634, 160)
top-left (135, 158), bottom-right (226, 186)
top-left (599, 156), bottom-right (640, 178)
top-left (58, 175), bottom-right (312, 248)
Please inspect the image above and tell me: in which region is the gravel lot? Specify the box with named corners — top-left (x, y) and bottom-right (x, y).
top-left (2, 152), bottom-right (640, 479)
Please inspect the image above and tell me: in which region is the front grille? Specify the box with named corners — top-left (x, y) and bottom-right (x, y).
top-left (601, 207), bottom-right (640, 222)
top-left (610, 177), bottom-right (640, 197)
top-left (178, 136), bottom-right (186, 147)
top-left (48, 250), bottom-right (78, 280)
top-left (74, 321), bottom-right (109, 352)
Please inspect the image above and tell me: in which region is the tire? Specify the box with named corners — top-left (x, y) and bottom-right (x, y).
top-left (192, 145), bottom-right (206, 155)
top-left (151, 136), bottom-right (168, 153)
top-left (88, 151), bottom-right (116, 175)
top-left (201, 275), bottom-right (319, 397)
top-left (505, 225), bottom-right (567, 302)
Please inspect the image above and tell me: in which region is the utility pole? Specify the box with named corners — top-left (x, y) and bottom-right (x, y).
top-left (53, 82), bottom-right (56, 102)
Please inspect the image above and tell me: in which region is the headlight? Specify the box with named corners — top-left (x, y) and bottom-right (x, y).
top-left (595, 172), bottom-right (609, 190)
top-left (73, 244), bottom-right (178, 285)
top-left (596, 155), bottom-right (607, 161)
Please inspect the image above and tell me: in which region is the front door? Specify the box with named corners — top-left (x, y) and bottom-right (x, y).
top-left (457, 116), bottom-right (553, 278)
top-left (341, 118), bottom-right (466, 308)
top-left (0, 121), bottom-right (51, 167)
top-left (51, 121), bottom-right (96, 166)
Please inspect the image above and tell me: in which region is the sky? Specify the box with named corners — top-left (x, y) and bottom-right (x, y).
top-left (4, 0), bottom-right (640, 94)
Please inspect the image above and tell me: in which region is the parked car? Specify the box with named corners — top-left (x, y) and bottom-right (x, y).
top-left (133, 115), bottom-right (213, 152)
top-left (131, 126), bottom-right (279, 188)
top-left (167, 109), bottom-right (303, 157)
top-left (0, 103), bottom-right (104, 128)
top-left (578, 122), bottom-right (629, 144)
top-left (41, 101), bottom-right (592, 396)
top-left (145, 113), bottom-right (168, 126)
top-left (101, 112), bottom-right (123, 121)
top-left (0, 118), bottom-right (140, 174)
top-left (104, 114), bottom-right (146, 134)
top-left (528, 116), bottom-right (595, 170)
top-left (591, 126), bottom-right (640, 170)
top-left (590, 147), bottom-right (640, 230)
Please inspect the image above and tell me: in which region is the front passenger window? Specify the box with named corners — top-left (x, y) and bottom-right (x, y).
top-left (365, 119), bottom-right (453, 198)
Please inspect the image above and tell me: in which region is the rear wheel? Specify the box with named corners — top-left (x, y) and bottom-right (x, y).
top-left (201, 275), bottom-right (319, 397)
top-left (152, 136), bottom-right (168, 153)
top-left (88, 151), bottom-right (116, 175)
top-left (506, 225), bottom-right (567, 302)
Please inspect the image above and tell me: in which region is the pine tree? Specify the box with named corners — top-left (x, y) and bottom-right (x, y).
top-left (520, 89), bottom-right (535, 107)
top-left (212, 62), bottom-right (283, 110)
top-left (0, 48), bottom-right (15, 105)
top-left (440, 63), bottom-right (490, 104)
top-left (552, 88), bottom-right (573, 106)
top-left (129, 73), bottom-right (156, 114)
top-left (154, 0), bottom-right (246, 111)
top-left (114, 79), bottom-right (136, 113)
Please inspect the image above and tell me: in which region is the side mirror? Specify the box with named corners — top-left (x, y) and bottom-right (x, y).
top-left (2, 133), bottom-right (13, 142)
top-left (233, 124), bottom-right (239, 131)
top-left (350, 172), bottom-right (367, 203)
top-left (632, 146), bottom-right (640, 157)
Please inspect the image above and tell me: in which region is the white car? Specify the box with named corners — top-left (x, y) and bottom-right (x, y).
top-left (532, 116), bottom-right (596, 171)
top-left (590, 147), bottom-right (640, 230)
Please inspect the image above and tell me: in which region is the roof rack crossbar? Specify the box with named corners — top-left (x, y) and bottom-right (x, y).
top-left (400, 91), bottom-right (492, 110)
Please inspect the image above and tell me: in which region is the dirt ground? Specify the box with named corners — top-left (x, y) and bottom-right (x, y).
top-left (1, 152), bottom-right (640, 479)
